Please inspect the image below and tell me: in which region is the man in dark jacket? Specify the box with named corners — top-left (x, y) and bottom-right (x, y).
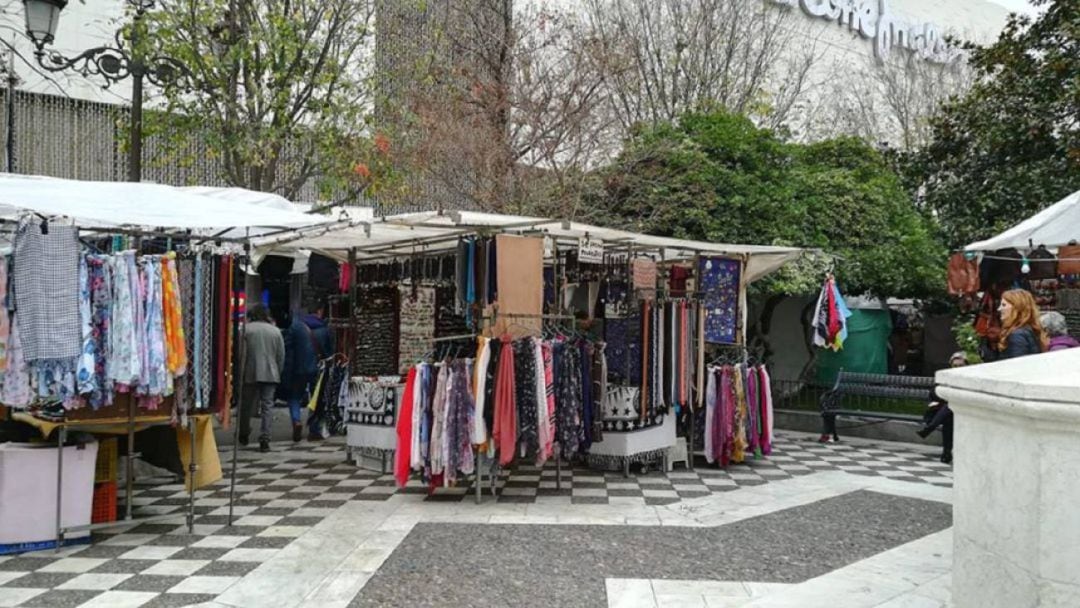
top-left (283, 306), bottom-right (320, 442)
top-left (302, 303), bottom-right (336, 362)
top-left (240, 305), bottom-right (285, 452)
top-left (300, 302), bottom-right (336, 440)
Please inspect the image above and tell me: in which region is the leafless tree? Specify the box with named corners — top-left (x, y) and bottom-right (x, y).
top-left (582, 0), bottom-right (823, 132)
top-left (800, 52), bottom-right (975, 149)
top-left (386, 1), bottom-right (613, 216)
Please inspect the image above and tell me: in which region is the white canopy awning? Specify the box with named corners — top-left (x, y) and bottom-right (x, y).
top-left (258, 209), bottom-right (805, 283)
top-left (966, 189), bottom-right (1080, 252)
top-left (0, 174), bottom-right (329, 231)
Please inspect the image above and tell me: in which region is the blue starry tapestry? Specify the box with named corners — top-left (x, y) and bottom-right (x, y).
top-left (699, 257), bottom-right (740, 344)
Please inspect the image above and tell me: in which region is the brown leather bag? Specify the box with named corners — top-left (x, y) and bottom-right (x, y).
top-left (1058, 243), bottom-right (1080, 276)
top-left (947, 253), bottom-right (980, 295)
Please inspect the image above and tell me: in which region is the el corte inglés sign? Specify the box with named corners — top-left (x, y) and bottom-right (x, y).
top-left (769, 0), bottom-right (959, 64)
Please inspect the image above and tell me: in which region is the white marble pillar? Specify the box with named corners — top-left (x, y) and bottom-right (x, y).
top-left (937, 349), bottom-right (1080, 608)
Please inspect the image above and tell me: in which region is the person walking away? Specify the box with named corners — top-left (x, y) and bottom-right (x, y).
top-left (1041, 311), bottom-right (1080, 351)
top-left (917, 352), bottom-right (967, 464)
top-left (302, 302), bottom-right (336, 365)
top-left (301, 302), bottom-right (336, 440)
top-left (983, 289), bottom-right (1047, 361)
top-left (283, 308), bottom-right (319, 442)
top-left (240, 305), bottom-right (285, 453)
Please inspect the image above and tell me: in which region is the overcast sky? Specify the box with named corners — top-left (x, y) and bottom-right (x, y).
top-left (988, 0), bottom-right (1040, 15)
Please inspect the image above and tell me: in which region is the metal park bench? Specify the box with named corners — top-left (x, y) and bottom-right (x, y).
top-left (819, 371), bottom-right (934, 442)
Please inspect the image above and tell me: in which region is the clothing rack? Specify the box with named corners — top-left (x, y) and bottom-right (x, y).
top-left (4, 223), bottom-right (224, 550)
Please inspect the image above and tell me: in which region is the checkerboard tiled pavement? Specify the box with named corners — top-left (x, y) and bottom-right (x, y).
top-left (0, 431), bottom-right (951, 606)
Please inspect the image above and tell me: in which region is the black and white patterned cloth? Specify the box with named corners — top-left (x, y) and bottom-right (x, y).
top-left (12, 218), bottom-right (81, 361)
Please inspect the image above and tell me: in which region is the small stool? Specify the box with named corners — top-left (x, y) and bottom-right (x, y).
top-left (666, 438), bottom-right (688, 472)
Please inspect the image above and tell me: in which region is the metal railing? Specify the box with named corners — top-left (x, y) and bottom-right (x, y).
top-left (769, 377), bottom-right (927, 416)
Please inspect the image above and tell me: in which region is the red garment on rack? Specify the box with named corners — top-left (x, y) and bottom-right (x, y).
top-left (339, 262), bottom-right (352, 294)
top-left (395, 367), bottom-right (418, 487)
top-left (492, 336), bottom-right (517, 466)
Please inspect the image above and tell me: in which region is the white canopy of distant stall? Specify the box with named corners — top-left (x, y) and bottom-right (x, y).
top-left (965, 189), bottom-right (1080, 252)
top-left (0, 174), bottom-right (329, 231)
top-left (257, 209), bottom-right (805, 283)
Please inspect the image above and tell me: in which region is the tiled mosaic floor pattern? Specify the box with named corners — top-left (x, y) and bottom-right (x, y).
top-left (0, 432), bottom-right (951, 607)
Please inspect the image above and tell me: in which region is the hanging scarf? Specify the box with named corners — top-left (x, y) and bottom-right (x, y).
top-left (759, 366), bottom-right (774, 455)
top-left (12, 218), bottom-right (80, 362)
top-left (410, 365), bottom-right (426, 471)
top-left (492, 336), bottom-right (517, 466)
top-left (533, 338), bottom-right (550, 466)
top-left (429, 364), bottom-right (450, 478)
top-left (514, 339), bottom-right (540, 460)
top-left (580, 341), bottom-right (594, 451)
top-left (747, 366), bottom-right (760, 458)
top-left (555, 341), bottom-right (583, 460)
top-left (162, 253), bottom-right (187, 377)
top-left (472, 337), bottom-right (491, 446)
top-left (542, 340), bottom-right (556, 459)
top-left (109, 252), bottom-right (140, 390)
top-left (732, 365), bottom-right (749, 463)
top-left (704, 367), bottom-right (717, 464)
top-left (395, 367), bottom-right (418, 487)
top-left (446, 359), bottom-right (476, 482)
top-left (82, 256), bottom-right (113, 408)
top-left (139, 257), bottom-right (168, 408)
top-left (1, 314), bottom-right (31, 408)
top-left (0, 257), bottom-right (10, 370)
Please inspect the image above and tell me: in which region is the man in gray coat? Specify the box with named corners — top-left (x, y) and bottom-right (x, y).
top-left (240, 304), bottom-right (286, 452)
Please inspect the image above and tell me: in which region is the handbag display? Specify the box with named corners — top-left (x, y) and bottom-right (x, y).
top-left (1027, 245), bottom-right (1057, 280)
top-left (947, 253), bottom-right (980, 295)
top-left (1058, 242), bottom-right (1080, 276)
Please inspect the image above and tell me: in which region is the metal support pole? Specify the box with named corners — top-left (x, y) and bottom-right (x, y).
top-left (5, 48), bottom-right (16, 174)
top-left (126, 65), bottom-right (142, 182)
top-left (555, 452), bottom-right (561, 491)
top-left (228, 237), bottom-right (250, 526)
top-left (55, 426), bottom-right (66, 552)
top-left (187, 415), bottom-right (197, 533)
top-left (474, 447), bottom-right (481, 505)
top-left (125, 396), bottom-right (135, 519)
top-left (348, 247), bottom-right (358, 375)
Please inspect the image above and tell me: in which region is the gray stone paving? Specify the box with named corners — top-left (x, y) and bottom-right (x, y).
top-left (350, 489), bottom-right (952, 607)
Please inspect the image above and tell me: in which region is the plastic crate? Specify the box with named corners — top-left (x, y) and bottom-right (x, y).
top-left (95, 438), bottom-right (118, 483)
top-left (91, 482), bottom-right (117, 524)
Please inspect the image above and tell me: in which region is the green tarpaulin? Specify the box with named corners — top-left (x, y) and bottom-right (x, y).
top-left (815, 309), bottom-right (893, 386)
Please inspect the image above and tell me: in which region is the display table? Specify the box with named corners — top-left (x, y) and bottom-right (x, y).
top-left (938, 348), bottom-right (1080, 608)
top-left (344, 377), bottom-right (403, 473)
top-left (9, 412), bottom-right (220, 548)
top-left (588, 385), bottom-right (677, 475)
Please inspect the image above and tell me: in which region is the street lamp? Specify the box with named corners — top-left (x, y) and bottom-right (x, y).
top-left (21, 0), bottom-right (190, 182)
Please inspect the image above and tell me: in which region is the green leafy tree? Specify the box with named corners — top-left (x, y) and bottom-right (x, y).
top-left (584, 110), bottom-right (945, 298)
top-left (140, 0), bottom-right (392, 201)
top-left (906, 0), bottom-right (1080, 247)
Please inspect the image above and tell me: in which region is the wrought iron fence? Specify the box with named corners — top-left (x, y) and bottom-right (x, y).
top-left (769, 377), bottom-right (927, 416)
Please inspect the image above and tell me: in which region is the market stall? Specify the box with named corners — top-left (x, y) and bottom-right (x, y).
top-left (256, 210), bottom-right (804, 498)
top-left (0, 174), bottom-right (329, 553)
top-left (956, 188), bottom-right (1080, 343)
